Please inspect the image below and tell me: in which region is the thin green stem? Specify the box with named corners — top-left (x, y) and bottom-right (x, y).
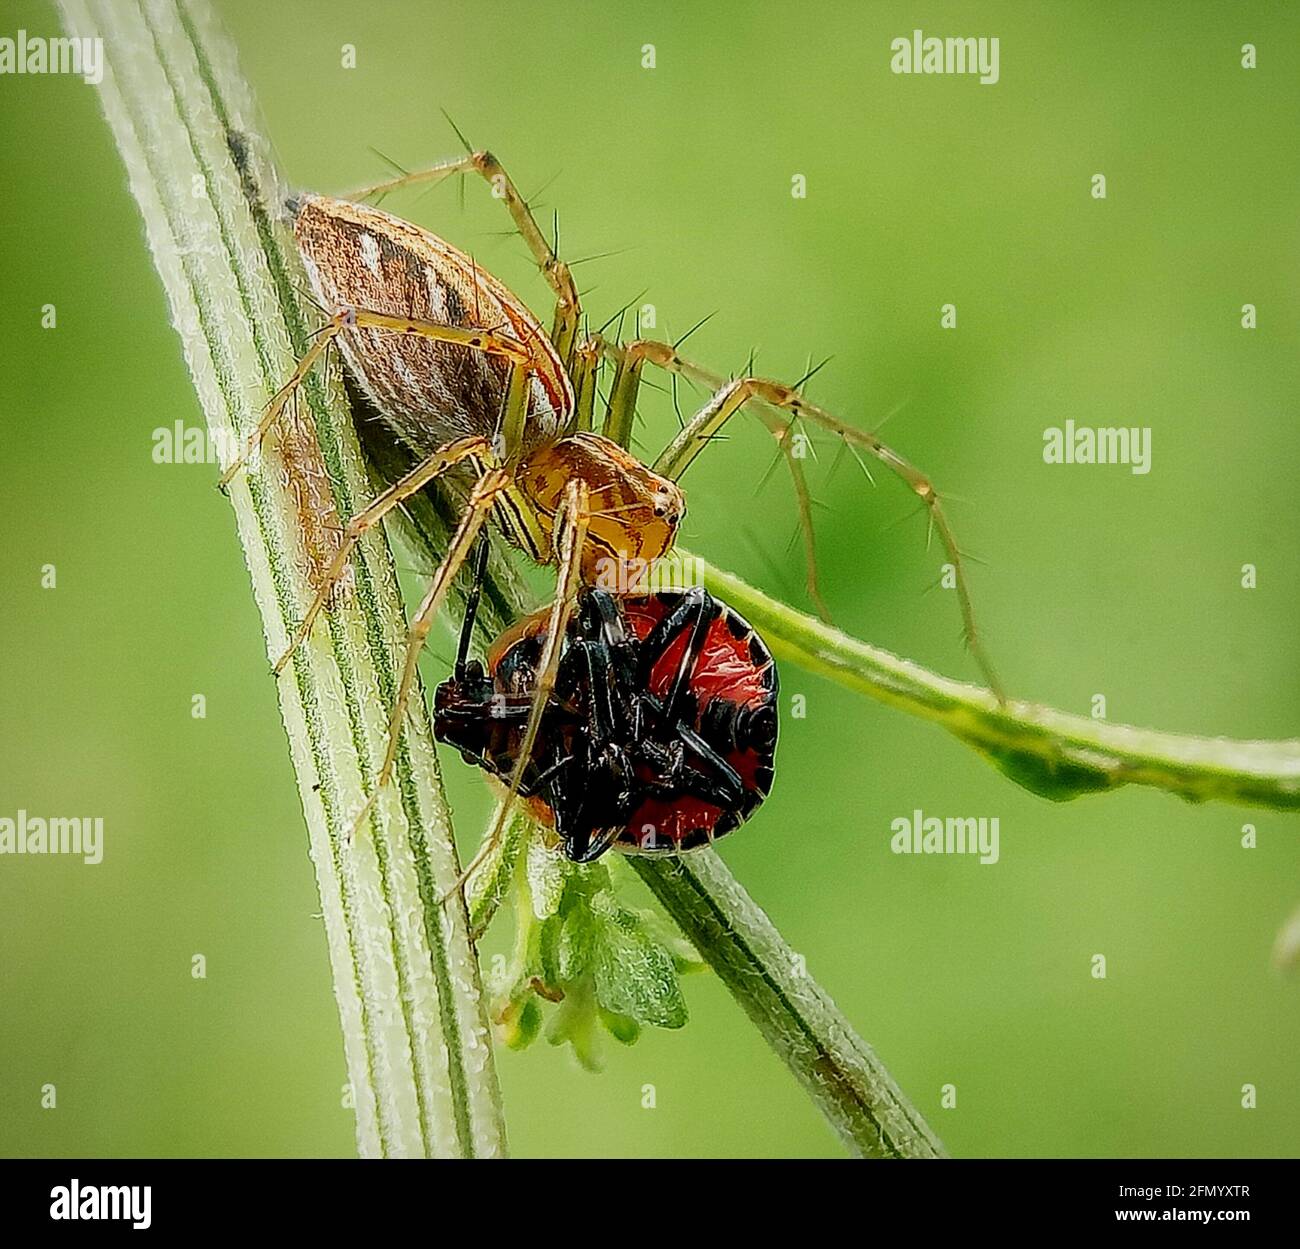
top-left (629, 852), bottom-right (946, 1157)
top-left (65, 0), bottom-right (506, 1157)
top-left (685, 554), bottom-right (1300, 814)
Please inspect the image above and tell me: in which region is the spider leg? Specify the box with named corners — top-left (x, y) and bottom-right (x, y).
top-left (351, 465), bottom-right (513, 841)
top-left (274, 434), bottom-right (496, 676)
top-left (218, 306), bottom-right (529, 487)
top-left (346, 149), bottom-right (583, 365)
top-left (441, 478), bottom-right (591, 901)
top-left (601, 341), bottom-right (644, 449)
top-left (568, 335), bottom-right (605, 433)
top-left (593, 342), bottom-right (828, 616)
top-left (218, 328), bottom-right (334, 489)
top-left (613, 340), bottom-right (1004, 699)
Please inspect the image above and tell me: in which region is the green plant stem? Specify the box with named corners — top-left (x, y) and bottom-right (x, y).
top-left (628, 853), bottom-right (945, 1158)
top-left (686, 555), bottom-right (1300, 813)
top-left (64, 0), bottom-right (506, 1157)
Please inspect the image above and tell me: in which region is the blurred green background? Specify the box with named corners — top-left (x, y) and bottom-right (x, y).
top-left (2, 0), bottom-right (1299, 1158)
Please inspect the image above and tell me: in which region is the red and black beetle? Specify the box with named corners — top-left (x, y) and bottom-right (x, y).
top-left (433, 550), bottom-right (778, 863)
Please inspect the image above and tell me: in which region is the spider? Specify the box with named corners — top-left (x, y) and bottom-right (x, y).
top-left (219, 135), bottom-right (1000, 889)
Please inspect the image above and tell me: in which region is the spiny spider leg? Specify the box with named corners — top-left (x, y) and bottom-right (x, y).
top-left (441, 478), bottom-right (591, 901)
top-left (351, 466), bottom-right (512, 841)
top-left (275, 434), bottom-right (494, 676)
top-left (605, 340), bottom-right (1004, 699)
top-left (568, 336), bottom-right (606, 433)
top-left (598, 345), bottom-right (829, 615)
top-left (218, 307), bottom-right (529, 488)
top-left (347, 148), bottom-right (583, 364)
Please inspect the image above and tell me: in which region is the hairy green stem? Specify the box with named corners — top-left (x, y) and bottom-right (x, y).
top-left (64, 0), bottom-right (506, 1157)
top-left (629, 853), bottom-right (945, 1157)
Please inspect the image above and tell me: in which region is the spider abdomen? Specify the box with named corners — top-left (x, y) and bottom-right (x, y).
top-left (291, 193), bottom-right (572, 457)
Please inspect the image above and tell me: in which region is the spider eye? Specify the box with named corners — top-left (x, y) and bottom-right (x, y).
top-left (652, 489), bottom-right (680, 522)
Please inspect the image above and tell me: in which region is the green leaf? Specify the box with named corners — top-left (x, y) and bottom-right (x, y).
top-left (501, 997), bottom-right (543, 1051)
top-left (526, 833), bottom-right (568, 920)
top-left (598, 1008), bottom-right (642, 1046)
top-left (591, 903), bottom-right (689, 1029)
top-left (536, 913), bottom-right (566, 988)
top-left (545, 983), bottom-right (604, 1072)
top-left (634, 900), bottom-right (707, 974)
top-left (558, 900), bottom-right (599, 983)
